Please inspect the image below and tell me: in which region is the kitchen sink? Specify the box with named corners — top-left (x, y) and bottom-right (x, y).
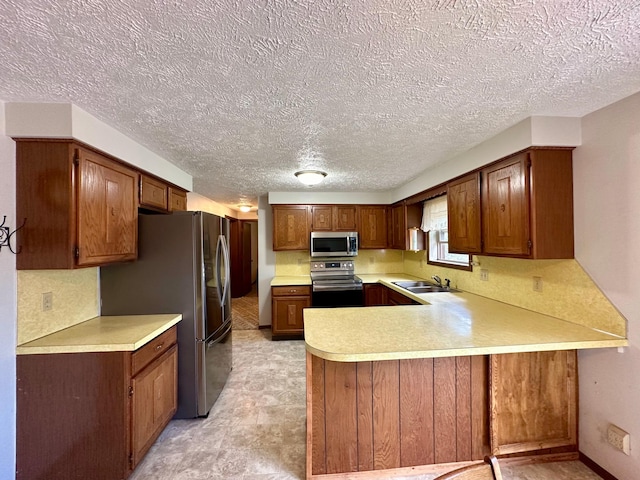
top-left (392, 281), bottom-right (458, 293)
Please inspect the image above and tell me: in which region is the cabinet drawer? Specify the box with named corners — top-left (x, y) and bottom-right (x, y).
top-left (272, 285), bottom-right (311, 296)
top-left (131, 326), bottom-right (177, 376)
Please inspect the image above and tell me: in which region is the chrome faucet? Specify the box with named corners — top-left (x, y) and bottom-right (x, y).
top-left (431, 275), bottom-right (442, 287)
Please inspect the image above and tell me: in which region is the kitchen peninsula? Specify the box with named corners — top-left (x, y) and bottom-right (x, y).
top-left (303, 279), bottom-right (627, 479)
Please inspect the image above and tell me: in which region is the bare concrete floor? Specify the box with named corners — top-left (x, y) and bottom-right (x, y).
top-left (130, 330), bottom-right (602, 480)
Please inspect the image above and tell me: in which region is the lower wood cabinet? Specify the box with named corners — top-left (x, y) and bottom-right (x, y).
top-left (490, 350), bottom-right (577, 455)
top-left (386, 287), bottom-right (420, 305)
top-left (364, 283), bottom-right (387, 306)
top-left (271, 285), bottom-right (311, 338)
top-left (16, 326), bottom-right (178, 480)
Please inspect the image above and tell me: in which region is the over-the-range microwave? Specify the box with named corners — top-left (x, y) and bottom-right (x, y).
top-left (310, 231), bottom-right (358, 257)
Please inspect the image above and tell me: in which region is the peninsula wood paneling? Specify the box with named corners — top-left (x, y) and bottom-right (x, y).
top-left (307, 354), bottom-right (489, 476)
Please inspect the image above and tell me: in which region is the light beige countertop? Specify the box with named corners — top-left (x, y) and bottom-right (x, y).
top-left (16, 314), bottom-right (182, 355)
top-left (271, 275), bottom-right (312, 286)
top-left (304, 274), bottom-right (628, 362)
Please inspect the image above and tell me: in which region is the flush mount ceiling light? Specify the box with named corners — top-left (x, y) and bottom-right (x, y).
top-left (238, 204), bottom-right (252, 212)
top-left (295, 170), bottom-right (327, 186)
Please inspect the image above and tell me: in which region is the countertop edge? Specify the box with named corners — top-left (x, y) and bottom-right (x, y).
top-left (16, 314), bottom-right (182, 355)
top-left (305, 338), bottom-right (629, 362)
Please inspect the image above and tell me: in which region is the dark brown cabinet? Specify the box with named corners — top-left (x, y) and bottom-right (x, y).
top-left (447, 172), bottom-right (482, 254)
top-left (271, 285), bottom-right (311, 338)
top-left (388, 202), bottom-right (424, 251)
top-left (364, 283), bottom-right (388, 306)
top-left (445, 148), bottom-right (574, 259)
top-left (311, 205), bottom-right (358, 231)
top-left (272, 205), bottom-right (311, 251)
top-left (16, 140), bottom-right (138, 269)
top-left (16, 326), bottom-right (178, 480)
top-left (386, 287), bottom-right (420, 305)
top-left (482, 148), bottom-right (573, 258)
top-left (358, 205), bottom-right (388, 249)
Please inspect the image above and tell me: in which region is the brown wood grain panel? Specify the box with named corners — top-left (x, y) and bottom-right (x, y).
top-left (372, 360), bottom-right (401, 470)
top-left (309, 353), bottom-right (327, 475)
top-left (400, 358), bottom-right (434, 467)
top-left (434, 357), bottom-right (457, 463)
top-left (471, 356), bottom-right (490, 460)
top-left (447, 172), bottom-right (482, 254)
top-left (356, 362), bottom-right (374, 471)
top-left (17, 351), bottom-right (130, 480)
top-left (168, 187), bottom-right (187, 211)
top-left (455, 356), bottom-right (472, 461)
top-left (325, 360), bottom-right (359, 473)
top-left (139, 174), bottom-right (168, 210)
top-left (15, 140), bottom-right (76, 269)
top-left (529, 149), bottom-right (574, 258)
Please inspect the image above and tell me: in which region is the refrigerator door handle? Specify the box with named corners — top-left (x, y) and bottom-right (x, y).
top-left (218, 234), bottom-right (231, 306)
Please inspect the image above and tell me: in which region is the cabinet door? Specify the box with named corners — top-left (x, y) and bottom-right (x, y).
top-left (490, 350), bottom-right (577, 455)
top-left (273, 205), bottom-right (311, 250)
top-left (364, 283), bottom-right (387, 306)
top-left (272, 295), bottom-right (310, 336)
top-left (169, 187), bottom-right (187, 212)
top-left (311, 205), bottom-right (333, 231)
top-left (334, 206), bottom-right (357, 231)
top-left (386, 288), bottom-right (419, 305)
top-left (482, 153), bottom-right (530, 256)
top-left (448, 172), bottom-right (482, 253)
top-left (358, 206), bottom-right (388, 249)
top-left (139, 174), bottom-right (168, 211)
top-left (131, 345), bottom-right (178, 467)
top-left (389, 204), bottom-right (405, 249)
top-left (76, 147), bottom-right (138, 266)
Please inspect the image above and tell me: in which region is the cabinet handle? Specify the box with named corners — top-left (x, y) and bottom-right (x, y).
top-left (155, 343), bottom-right (164, 351)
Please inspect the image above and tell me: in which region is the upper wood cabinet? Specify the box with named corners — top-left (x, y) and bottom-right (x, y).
top-left (16, 140), bottom-right (138, 269)
top-left (169, 187), bottom-right (187, 212)
top-left (311, 205), bottom-right (357, 231)
top-left (446, 148), bottom-right (574, 259)
top-left (140, 174), bottom-right (188, 213)
top-left (358, 205), bottom-right (388, 249)
top-left (482, 148), bottom-right (573, 258)
top-left (272, 205), bottom-right (311, 250)
top-left (447, 172), bottom-right (482, 254)
top-left (140, 174), bottom-right (168, 211)
top-left (389, 203), bottom-right (405, 249)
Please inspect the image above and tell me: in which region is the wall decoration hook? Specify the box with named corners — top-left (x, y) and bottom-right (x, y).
top-left (0, 216), bottom-right (26, 254)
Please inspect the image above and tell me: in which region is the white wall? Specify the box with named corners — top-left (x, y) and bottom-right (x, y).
top-left (0, 101), bottom-right (17, 478)
top-left (257, 195), bottom-right (275, 327)
top-left (574, 91), bottom-right (640, 478)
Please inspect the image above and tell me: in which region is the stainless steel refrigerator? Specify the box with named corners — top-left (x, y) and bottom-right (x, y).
top-left (100, 211), bottom-right (232, 418)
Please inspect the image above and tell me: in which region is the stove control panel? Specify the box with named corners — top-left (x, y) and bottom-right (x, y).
top-left (310, 260), bottom-right (355, 273)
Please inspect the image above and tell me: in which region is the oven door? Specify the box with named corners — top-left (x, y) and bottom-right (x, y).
top-left (312, 283), bottom-right (364, 307)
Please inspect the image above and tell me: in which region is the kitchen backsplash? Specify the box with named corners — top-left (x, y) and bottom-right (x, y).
top-left (17, 268), bottom-right (100, 344)
top-left (403, 251), bottom-right (626, 337)
top-left (275, 249), bottom-right (404, 276)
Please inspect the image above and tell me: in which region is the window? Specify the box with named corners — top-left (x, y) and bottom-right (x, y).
top-left (421, 195), bottom-right (471, 270)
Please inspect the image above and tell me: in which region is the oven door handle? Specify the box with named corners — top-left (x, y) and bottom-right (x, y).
top-left (313, 285), bottom-right (363, 292)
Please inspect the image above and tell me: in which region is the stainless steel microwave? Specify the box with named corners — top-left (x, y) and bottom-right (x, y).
top-left (310, 231), bottom-right (358, 257)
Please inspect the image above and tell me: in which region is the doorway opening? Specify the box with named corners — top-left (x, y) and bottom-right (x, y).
top-left (228, 218), bottom-right (259, 330)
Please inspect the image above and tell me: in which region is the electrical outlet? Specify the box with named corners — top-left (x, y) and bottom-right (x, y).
top-left (42, 292), bottom-right (53, 311)
top-left (607, 424), bottom-right (630, 455)
top-left (533, 276), bottom-right (543, 292)
top-left (480, 269), bottom-right (489, 281)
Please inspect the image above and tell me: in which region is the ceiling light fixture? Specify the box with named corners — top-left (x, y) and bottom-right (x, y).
top-left (238, 204), bottom-right (252, 213)
top-left (295, 170), bottom-right (327, 186)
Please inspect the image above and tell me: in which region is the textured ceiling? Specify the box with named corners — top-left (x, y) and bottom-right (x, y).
top-left (1, 1), bottom-right (640, 209)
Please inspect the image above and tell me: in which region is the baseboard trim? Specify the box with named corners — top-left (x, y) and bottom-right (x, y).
top-left (579, 452), bottom-right (619, 480)
top-left (258, 325), bottom-right (270, 329)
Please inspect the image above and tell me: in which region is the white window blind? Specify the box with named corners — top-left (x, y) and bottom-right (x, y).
top-left (421, 195), bottom-right (448, 232)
